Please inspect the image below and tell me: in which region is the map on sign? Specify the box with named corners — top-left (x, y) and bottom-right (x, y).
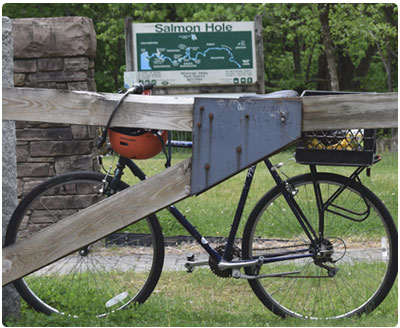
top-left (137, 31), bottom-right (252, 71)
top-left (125, 21), bottom-right (257, 87)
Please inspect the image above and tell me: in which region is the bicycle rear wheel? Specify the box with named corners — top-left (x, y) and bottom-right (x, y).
top-left (242, 172), bottom-right (397, 319)
top-left (5, 171), bottom-right (164, 317)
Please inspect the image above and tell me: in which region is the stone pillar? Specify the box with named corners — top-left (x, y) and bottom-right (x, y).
top-left (11, 17), bottom-right (99, 200)
top-left (2, 16), bottom-right (20, 322)
top-left (12, 16), bottom-right (96, 91)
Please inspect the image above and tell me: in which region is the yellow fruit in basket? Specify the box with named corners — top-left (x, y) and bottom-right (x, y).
top-left (307, 138), bottom-right (320, 149)
top-left (347, 131), bottom-right (363, 149)
top-left (337, 138), bottom-right (352, 150)
top-left (305, 131), bottom-right (363, 152)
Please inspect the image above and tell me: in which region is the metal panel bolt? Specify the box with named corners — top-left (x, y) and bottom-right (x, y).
top-left (200, 106), bottom-right (205, 112)
top-left (209, 113), bottom-right (214, 120)
top-left (280, 112), bottom-right (286, 123)
top-left (197, 122), bottom-right (202, 128)
top-left (236, 146), bottom-right (242, 153)
top-left (204, 163), bottom-right (211, 170)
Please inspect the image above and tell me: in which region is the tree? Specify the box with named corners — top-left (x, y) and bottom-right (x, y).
top-left (318, 4), bottom-right (340, 91)
top-left (2, 3), bottom-right (397, 93)
top-left (366, 4), bottom-right (397, 92)
top-left (329, 4), bottom-right (397, 92)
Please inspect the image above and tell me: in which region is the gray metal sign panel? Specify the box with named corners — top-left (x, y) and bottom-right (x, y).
top-left (191, 97), bottom-right (302, 195)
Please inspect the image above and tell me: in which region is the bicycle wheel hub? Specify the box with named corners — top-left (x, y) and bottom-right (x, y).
top-left (313, 237), bottom-right (346, 264)
top-left (79, 246), bottom-right (90, 257)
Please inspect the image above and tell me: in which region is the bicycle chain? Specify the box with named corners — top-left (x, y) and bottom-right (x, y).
top-left (252, 242), bottom-right (310, 252)
top-left (251, 241), bottom-right (341, 279)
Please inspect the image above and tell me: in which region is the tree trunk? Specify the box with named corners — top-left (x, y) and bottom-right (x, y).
top-left (292, 35), bottom-right (301, 78)
top-left (305, 42), bottom-right (316, 81)
top-left (355, 44), bottom-right (378, 77)
top-left (386, 41), bottom-right (393, 92)
top-left (318, 4), bottom-right (340, 91)
top-left (375, 37), bottom-right (393, 92)
top-left (316, 53), bottom-right (329, 90)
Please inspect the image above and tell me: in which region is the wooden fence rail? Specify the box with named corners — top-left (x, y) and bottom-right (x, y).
top-left (2, 87), bottom-right (194, 132)
top-left (2, 87), bottom-right (398, 286)
top-left (3, 87), bottom-right (398, 131)
top-left (3, 158), bottom-right (192, 286)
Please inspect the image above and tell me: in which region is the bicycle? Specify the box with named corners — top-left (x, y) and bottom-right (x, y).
top-left (5, 85), bottom-right (397, 320)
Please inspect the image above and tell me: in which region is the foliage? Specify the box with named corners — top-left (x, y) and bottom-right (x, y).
top-left (2, 3), bottom-right (397, 93)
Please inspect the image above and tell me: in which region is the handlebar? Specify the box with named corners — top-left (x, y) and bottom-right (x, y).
top-left (126, 83), bottom-right (154, 95)
top-left (96, 83), bottom-right (154, 149)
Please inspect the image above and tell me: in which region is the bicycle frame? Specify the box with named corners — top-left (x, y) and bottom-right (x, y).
top-left (109, 139), bottom-right (371, 270)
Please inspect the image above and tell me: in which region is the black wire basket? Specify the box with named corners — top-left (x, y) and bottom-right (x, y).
top-left (295, 91), bottom-right (377, 167)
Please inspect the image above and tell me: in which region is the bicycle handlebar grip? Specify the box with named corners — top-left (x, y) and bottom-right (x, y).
top-left (128, 83), bottom-right (154, 95)
top-left (143, 83), bottom-right (154, 91)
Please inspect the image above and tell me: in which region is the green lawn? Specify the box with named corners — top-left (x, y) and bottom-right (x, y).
top-left (5, 269), bottom-right (398, 327)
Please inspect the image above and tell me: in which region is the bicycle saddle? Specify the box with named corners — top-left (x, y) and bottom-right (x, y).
top-left (240, 90), bottom-right (299, 99)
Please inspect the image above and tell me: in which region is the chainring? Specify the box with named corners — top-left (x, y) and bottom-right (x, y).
top-left (209, 245), bottom-right (241, 278)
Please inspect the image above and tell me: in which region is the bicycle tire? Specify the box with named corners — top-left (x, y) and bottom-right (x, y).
top-left (5, 171), bottom-right (164, 317)
top-left (242, 172), bottom-right (397, 319)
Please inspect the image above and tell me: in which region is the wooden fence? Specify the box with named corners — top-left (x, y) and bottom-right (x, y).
top-left (2, 87), bottom-right (398, 285)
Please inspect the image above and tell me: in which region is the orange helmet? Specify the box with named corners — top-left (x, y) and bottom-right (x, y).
top-left (108, 127), bottom-right (168, 159)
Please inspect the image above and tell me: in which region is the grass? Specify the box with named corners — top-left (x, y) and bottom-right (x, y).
top-left (5, 269), bottom-right (398, 327)
top-left (5, 150), bottom-right (398, 326)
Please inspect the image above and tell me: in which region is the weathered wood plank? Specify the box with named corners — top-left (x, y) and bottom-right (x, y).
top-left (2, 157), bottom-right (192, 286)
top-left (302, 92), bottom-right (398, 131)
top-left (2, 87), bottom-right (194, 131)
top-left (3, 88), bottom-right (397, 132)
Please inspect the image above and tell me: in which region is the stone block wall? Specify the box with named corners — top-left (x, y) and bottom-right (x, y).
top-left (13, 56), bottom-right (96, 91)
top-left (16, 122), bottom-right (98, 198)
top-left (11, 16), bottom-right (99, 198)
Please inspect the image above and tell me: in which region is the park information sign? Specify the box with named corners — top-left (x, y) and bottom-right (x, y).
top-left (124, 21), bottom-right (257, 88)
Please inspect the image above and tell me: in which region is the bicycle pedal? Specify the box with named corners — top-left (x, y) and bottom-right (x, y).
top-left (184, 255), bottom-right (209, 273)
top-left (185, 253), bottom-right (196, 273)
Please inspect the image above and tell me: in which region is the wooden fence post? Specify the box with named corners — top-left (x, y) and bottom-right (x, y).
top-left (254, 14), bottom-right (265, 94)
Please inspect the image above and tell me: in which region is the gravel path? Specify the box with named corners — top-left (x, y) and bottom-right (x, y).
top-left (32, 246), bottom-right (387, 276)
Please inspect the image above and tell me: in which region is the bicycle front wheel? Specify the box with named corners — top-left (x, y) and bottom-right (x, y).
top-left (242, 173), bottom-right (397, 319)
top-left (5, 171), bottom-right (164, 317)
